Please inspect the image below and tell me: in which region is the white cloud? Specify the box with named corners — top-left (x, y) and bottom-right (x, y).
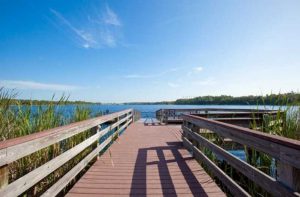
top-left (194, 66), bottom-right (203, 72)
top-left (125, 74), bottom-right (148, 79)
top-left (102, 30), bottom-right (117, 47)
top-left (187, 66), bottom-right (204, 76)
top-left (124, 68), bottom-right (180, 79)
top-left (50, 9), bottom-right (97, 48)
top-left (168, 82), bottom-right (180, 88)
top-left (83, 43), bottom-right (90, 49)
top-left (193, 78), bottom-right (216, 86)
top-left (50, 4), bottom-right (122, 49)
top-left (124, 74), bottom-right (162, 79)
top-left (0, 80), bottom-right (80, 91)
top-left (103, 5), bottom-right (121, 26)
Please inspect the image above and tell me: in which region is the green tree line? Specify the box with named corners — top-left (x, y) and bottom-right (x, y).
top-left (174, 92), bottom-right (300, 105)
top-left (12, 99), bottom-right (101, 105)
top-left (8, 92), bottom-right (300, 106)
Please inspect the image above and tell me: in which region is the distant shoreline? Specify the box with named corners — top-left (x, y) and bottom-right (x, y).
top-left (14, 92), bottom-right (300, 106)
top-left (12, 99), bottom-right (102, 105)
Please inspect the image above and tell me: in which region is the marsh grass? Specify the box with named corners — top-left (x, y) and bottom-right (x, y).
top-left (196, 95), bottom-right (300, 196)
top-left (241, 102), bottom-right (299, 196)
top-left (0, 88), bottom-right (102, 196)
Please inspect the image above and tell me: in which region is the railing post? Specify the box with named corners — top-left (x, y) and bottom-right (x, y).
top-left (131, 110), bottom-right (134, 122)
top-left (96, 125), bottom-right (101, 160)
top-left (163, 110), bottom-right (166, 124)
top-left (191, 124), bottom-right (200, 147)
top-left (132, 110), bottom-right (135, 122)
top-left (278, 162), bottom-right (300, 191)
top-left (116, 116), bottom-right (120, 137)
top-left (186, 122), bottom-right (194, 145)
top-left (182, 120), bottom-right (187, 139)
top-left (182, 119), bottom-right (191, 152)
top-left (0, 165), bottom-right (8, 189)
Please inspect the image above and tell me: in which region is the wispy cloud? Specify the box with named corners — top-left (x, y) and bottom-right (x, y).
top-left (0, 80), bottom-right (80, 91)
top-left (193, 78), bottom-right (216, 86)
top-left (125, 74), bottom-right (150, 79)
top-left (194, 66), bottom-right (203, 72)
top-left (187, 66), bottom-right (204, 76)
top-left (167, 82), bottom-right (180, 88)
top-left (124, 68), bottom-right (180, 79)
top-left (50, 4), bottom-right (122, 49)
top-left (50, 9), bottom-right (97, 49)
top-left (103, 5), bottom-right (121, 26)
top-left (125, 74), bottom-right (161, 79)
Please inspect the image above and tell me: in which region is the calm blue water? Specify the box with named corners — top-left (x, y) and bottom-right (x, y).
top-left (228, 150), bottom-right (247, 161)
top-left (45, 104), bottom-right (281, 119)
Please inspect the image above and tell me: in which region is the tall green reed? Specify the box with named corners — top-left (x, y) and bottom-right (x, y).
top-left (197, 94), bottom-right (300, 196)
top-left (0, 88), bottom-right (99, 196)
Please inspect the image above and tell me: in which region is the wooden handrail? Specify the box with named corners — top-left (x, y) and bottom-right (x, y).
top-left (182, 114), bottom-right (300, 196)
top-left (42, 119), bottom-right (132, 197)
top-left (0, 109), bottom-right (132, 166)
top-left (0, 109), bottom-right (136, 196)
top-left (157, 108), bottom-right (277, 112)
top-left (183, 114), bottom-right (300, 160)
top-left (156, 108), bottom-right (279, 123)
top-left (183, 136), bottom-right (250, 197)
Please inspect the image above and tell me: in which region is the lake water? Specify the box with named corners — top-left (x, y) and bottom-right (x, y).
top-left (53, 104), bottom-right (281, 119)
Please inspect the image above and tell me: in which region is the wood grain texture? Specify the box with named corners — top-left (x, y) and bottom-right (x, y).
top-left (183, 114), bottom-right (300, 168)
top-left (50, 118), bottom-right (132, 196)
top-left (0, 109), bottom-right (133, 166)
top-left (42, 119), bottom-right (133, 197)
top-left (0, 165), bottom-right (8, 190)
top-left (66, 123), bottom-right (225, 197)
top-left (1, 130), bottom-right (101, 196)
top-left (0, 111), bottom-right (133, 196)
top-left (182, 137), bottom-right (250, 197)
top-left (183, 126), bottom-right (299, 197)
top-left (156, 108), bottom-right (278, 124)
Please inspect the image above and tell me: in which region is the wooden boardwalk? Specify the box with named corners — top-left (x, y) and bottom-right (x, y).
top-left (2, 109), bottom-right (299, 196)
top-left (66, 122), bottom-right (225, 197)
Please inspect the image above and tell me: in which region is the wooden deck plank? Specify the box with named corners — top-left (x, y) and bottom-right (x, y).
top-left (66, 123), bottom-right (225, 197)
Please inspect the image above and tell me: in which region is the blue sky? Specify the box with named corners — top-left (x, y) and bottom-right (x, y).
top-left (0, 0), bottom-right (300, 102)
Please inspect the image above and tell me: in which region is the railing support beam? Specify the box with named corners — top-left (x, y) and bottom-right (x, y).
top-left (278, 162), bottom-right (300, 191)
top-left (0, 165), bottom-right (8, 189)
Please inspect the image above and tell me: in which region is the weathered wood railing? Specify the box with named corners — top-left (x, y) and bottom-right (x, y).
top-left (0, 109), bottom-right (137, 197)
top-left (182, 114), bottom-right (300, 197)
top-left (156, 108), bottom-right (279, 124)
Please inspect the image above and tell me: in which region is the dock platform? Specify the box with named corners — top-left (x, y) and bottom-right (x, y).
top-left (66, 123), bottom-right (225, 197)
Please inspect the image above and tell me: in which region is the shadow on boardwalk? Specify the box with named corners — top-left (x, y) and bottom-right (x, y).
top-left (130, 142), bottom-right (209, 197)
top-left (66, 123), bottom-right (225, 197)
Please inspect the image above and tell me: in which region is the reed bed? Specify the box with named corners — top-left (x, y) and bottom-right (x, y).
top-left (197, 99), bottom-right (300, 196)
top-left (0, 88), bottom-right (103, 196)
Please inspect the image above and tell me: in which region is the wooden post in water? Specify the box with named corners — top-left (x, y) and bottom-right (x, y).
top-left (0, 165), bottom-right (8, 189)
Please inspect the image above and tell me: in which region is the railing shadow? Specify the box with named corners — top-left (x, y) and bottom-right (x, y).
top-left (130, 141), bottom-right (208, 196)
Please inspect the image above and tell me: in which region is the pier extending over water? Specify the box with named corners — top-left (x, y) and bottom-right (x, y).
top-left (0, 108), bottom-right (299, 196)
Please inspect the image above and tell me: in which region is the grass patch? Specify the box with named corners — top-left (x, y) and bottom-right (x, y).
top-left (0, 88), bottom-right (103, 196)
